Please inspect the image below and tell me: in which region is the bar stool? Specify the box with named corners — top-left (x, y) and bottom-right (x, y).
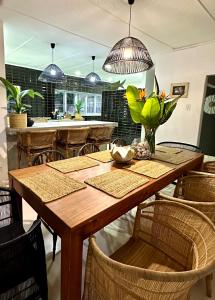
top-left (17, 130), bottom-right (56, 168)
top-left (87, 126), bottom-right (114, 149)
top-left (56, 127), bottom-right (90, 158)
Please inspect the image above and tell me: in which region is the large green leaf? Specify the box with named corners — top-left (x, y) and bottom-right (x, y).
top-left (160, 96), bottom-right (180, 125)
top-left (126, 85), bottom-right (144, 124)
top-left (141, 97), bottom-right (161, 128)
top-left (0, 77), bottom-right (18, 99)
top-left (20, 89), bottom-right (44, 99)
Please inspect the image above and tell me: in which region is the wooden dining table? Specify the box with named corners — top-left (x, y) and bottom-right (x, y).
top-left (9, 151), bottom-right (204, 300)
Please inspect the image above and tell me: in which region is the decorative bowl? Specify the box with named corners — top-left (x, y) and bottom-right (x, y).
top-left (110, 146), bottom-right (135, 163)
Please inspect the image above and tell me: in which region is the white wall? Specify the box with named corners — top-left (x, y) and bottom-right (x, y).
top-left (0, 21), bottom-right (8, 185)
top-left (154, 42), bottom-right (215, 146)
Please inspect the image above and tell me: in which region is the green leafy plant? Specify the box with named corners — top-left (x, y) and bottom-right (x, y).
top-left (75, 100), bottom-right (84, 114)
top-left (0, 77), bottom-right (44, 114)
top-left (126, 85), bottom-right (181, 153)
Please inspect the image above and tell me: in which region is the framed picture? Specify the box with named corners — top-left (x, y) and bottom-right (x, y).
top-left (170, 82), bottom-right (189, 98)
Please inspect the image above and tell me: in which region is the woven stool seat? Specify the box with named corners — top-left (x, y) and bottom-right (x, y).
top-left (83, 200), bottom-right (215, 300)
top-left (201, 161), bottom-right (215, 174)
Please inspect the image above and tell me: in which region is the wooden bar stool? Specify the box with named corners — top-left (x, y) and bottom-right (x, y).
top-left (87, 126), bottom-right (114, 149)
top-left (17, 130), bottom-right (56, 168)
top-left (56, 127), bottom-right (90, 158)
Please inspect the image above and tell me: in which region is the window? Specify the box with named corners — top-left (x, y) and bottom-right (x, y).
top-left (54, 90), bottom-right (102, 116)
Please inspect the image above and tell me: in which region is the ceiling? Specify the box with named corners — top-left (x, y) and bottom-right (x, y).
top-left (0, 0), bottom-right (215, 85)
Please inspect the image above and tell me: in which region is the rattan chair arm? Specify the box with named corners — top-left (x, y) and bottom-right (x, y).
top-left (188, 170), bottom-right (215, 177)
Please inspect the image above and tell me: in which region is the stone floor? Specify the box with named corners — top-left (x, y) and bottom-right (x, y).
top-left (22, 154), bottom-right (215, 300)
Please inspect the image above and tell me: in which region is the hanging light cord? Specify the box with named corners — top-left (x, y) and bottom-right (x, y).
top-left (52, 48), bottom-right (54, 64)
top-left (128, 4), bottom-right (132, 36)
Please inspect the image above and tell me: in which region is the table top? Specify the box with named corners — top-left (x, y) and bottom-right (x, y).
top-left (9, 151), bottom-right (203, 237)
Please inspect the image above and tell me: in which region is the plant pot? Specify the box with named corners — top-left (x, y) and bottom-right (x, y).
top-left (9, 113), bottom-right (27, 128)
top-left (74, 113), bottom-right (84, 121)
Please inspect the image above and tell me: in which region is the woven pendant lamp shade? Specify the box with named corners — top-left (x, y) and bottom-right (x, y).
top-left (38, 63), bottom-right (65, 83)
top-left (38, 43), bottom-right (66, 83)
top-left (103, 36), bottom-right (153, 74)
top-left (85, 56), bottom-right (101, 85)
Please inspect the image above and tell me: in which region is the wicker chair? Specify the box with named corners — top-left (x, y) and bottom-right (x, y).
top-left (83, 200), bottom-right (215, 300)
top-left (78, 143), bottom-right (100, 156)
top-left (112, 138), bottom-right (127, 147)
top-left (157, 141), bottom-right (202, 152)
top-left (201, 161), bottom-right (215, 174)
top-left (32, 149), bottom-right (65, 165)
top-left (87, 126), bottom-right (114, 149)
top-left (56, 127), bottom-right (90, 158)
top-left (0, 219), bottom-right (48, 299)
top-left (32, 150), bottom-right (65, 261)
top-left (17, 130), bottom-right (56, 168)
top-left (157, 172), bottom-right (215, 297)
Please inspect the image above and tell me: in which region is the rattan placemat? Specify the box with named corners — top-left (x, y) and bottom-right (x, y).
top-left (86, 150), bottom-right (113, 163)
top-left (18, 169), bottom-right (86, 203)
top-left (155, 145), bottom-right (183, 154)
top-left (123, 160), bottom-right (173, 178)
top-left (85, 169), bottom-right (149, 198)
top-left (47, 156), bottom-right (99, 173)
top-left (154, 151), bottom-right (193, 165)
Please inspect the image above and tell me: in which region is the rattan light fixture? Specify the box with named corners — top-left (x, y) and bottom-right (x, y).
top-left (102, 0), bottom-right (153, 74)
top-left (85, 56), bottom-right (101, 85)
top-left (38, 43), bottom-right (65, 83)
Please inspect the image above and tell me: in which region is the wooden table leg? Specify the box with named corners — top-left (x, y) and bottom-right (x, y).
top-left (61, 231), bottom-right (83, 300)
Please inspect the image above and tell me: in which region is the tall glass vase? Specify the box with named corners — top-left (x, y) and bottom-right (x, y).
top-left (144, 127), bottom-right (156, 155)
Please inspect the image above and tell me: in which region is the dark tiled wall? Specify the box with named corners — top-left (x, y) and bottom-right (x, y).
top-left (102, 90), bottom-right (141, 144)
top-left (5, 64), bottom-right (110, 118)
top-left (5, 65), bottom-right (141, 143)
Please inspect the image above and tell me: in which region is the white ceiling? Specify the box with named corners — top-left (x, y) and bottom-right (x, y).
top-left (0, 0), bottom-right (215, 85)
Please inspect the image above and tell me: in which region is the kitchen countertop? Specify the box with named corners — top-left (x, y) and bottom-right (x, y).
top-left (7, 120), bottom-right (118, 135)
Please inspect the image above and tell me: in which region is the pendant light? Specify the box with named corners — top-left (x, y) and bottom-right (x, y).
top-left (85, 56), bottom-right (101, 85)
top-left (38, 43), bottom-right (65, 83)
top-left (102, 0), bottom-right (153, 74)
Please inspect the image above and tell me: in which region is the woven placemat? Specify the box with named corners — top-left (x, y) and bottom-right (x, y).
top-left (47, 156), bottom-right (99, 173)
top-left (85, 169), bottom-right (149, 198)
top-left (86, 150), bottom-right (113, 163)
top-left (18, 169), bottom-right (86, 203)
top-left (123, 160), bottom-right (173, 178)
top-left (155, 145), bottom-right (183, 154)
top-left (154, 151), bottom-right (193, 165)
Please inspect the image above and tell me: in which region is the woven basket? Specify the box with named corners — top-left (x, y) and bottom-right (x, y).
top-left (9, 113), bottom-right (27, 128)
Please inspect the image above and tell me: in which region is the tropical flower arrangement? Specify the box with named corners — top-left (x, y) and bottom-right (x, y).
top-left (125, 85), bottom-right (181, 154)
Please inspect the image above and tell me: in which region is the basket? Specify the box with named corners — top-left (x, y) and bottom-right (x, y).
top-left (9, 113), bottom-right (27, 128)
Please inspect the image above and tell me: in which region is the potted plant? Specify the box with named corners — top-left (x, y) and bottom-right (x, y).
top-left (74, 100), bottom-right (84, 121)
top-left (0, 77), bottom-right (44, 128)
top-left (126, 85), bottom-right (181, 156)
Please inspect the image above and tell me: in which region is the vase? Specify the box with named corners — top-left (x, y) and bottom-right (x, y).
top-left (131, 138), bottom-right (152, 160)
top-left (144, 127), bottom-right (156, 155)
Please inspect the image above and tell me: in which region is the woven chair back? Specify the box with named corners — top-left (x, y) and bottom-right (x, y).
top-left (0, 219), bottom-right (48, 299)
top-left (78, 143), bottom-right (100, 156)
top-left (202, 161), bottom-right (215, 174)
top-left (112, 138), bottom-right (127, 147)
top-left (32, 150), bottom-right (65, 166)
top-left (17, 130), bottom-right (56, 149)
top-left (83, 200), bottom-right (215, 300)
top-left (174, 174), bottom-right (215, 223)
top-left (57, 127), bottom-right (90, 145)
top-left (157, 141), bottom-right (201, 152)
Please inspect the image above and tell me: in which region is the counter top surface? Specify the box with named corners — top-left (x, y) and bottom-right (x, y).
top-left (7, 120), bottom-right (118, 135)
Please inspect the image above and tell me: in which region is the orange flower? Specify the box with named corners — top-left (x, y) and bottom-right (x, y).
top-left (160, 90), bottom-right (166, 99)
top-left (139, 89), bottom-right (146, 100)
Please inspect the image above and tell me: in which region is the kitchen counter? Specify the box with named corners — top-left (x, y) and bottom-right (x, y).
top-left (7, 120), bottom-right (118, 135)
top-left (7, 120), bottom-right (118, 170)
